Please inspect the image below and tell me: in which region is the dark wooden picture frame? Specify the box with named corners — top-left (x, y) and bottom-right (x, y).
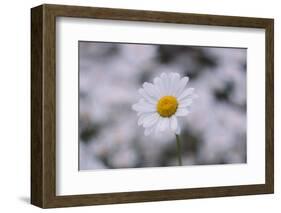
top-left (31, 4), bottom-right (274, 208)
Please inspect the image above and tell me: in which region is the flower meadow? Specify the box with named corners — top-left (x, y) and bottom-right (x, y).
top-left (79, 42), bottom-right (247, 170)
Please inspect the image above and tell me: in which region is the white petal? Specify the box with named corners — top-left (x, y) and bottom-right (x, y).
top-left (137, 114), bottom-right (146, 126)
top-left (132, 101), bottom-right (156, 113)
top-left (166, 73), bottom-right (178, 95)
top-left (137, 112), bottom-right (153, 126)
top-left (175, 77), bottom-right (189, 96)
top-left (160, 73), bottom-right (169, 94)
top-left (143, 82), bottom-right (161, 99)
top-left (138, 88), bottom-right (157, 104)
top-left (170, 116), bottom-right (178, 132)
top-left (155, 117), bottom-right (164, 132)
top-left (180, 93), bottom-right (197, 102)
top-left (175, 108), bottom-right (189, 116)
top-left (178, 88), bottom-right (194, 100)
top-left (137, 111), bottom-right (146, 116)
top-left (166, 73), bottom-right (173, 94)
top-left (143, 113), bottom-right (160, 128)
top-left (179, 99), bottom-right (193, 108)
top-left (159, 117), bottom-right (169, 132)
top-left (169, 72), bottom-right (180, 81)
top-left (153, 77), bottom-right (165, 96)
top-left (170, 73), bottom-right (180, 95)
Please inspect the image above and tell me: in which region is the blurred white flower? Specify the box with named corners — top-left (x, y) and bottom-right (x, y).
top-left (132, 72), bottom-right (195, 136)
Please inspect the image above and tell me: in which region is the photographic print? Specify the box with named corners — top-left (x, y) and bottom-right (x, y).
top-left (31, 4), bottom-right (273, 208)
top-left (79, 42), bottom-right (247, 170)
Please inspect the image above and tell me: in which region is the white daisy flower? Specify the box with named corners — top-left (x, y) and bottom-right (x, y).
top-left (132, 72), bottom-right (195, 136)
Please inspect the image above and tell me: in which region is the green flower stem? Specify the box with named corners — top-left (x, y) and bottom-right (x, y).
top-left (175, 134), bottom-right (182, 166)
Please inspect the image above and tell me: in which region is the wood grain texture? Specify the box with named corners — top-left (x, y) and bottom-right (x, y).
top-left (31, 4), bottom-right (274, 208)
top-left (31, 5), bottom-right (43, 207)
top-left (265, 20), bottom-right (274, 193)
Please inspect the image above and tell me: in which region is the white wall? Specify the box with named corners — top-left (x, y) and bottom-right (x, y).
top-left (0, 0), bottom-right (279, 212)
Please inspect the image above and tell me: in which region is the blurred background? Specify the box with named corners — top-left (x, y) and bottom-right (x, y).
top-left (79, 41), bottom-right (247, 170)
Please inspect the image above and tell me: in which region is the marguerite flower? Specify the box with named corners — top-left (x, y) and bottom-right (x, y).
top-left (132, 72), bottom-right (195, 136)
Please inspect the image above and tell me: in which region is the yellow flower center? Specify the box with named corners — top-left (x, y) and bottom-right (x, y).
top-left (157, 96), bottom-right (178, 117)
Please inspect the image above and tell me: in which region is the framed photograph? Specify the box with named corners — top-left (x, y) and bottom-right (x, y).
top-left (31, 4), bottom-right (274, 208)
